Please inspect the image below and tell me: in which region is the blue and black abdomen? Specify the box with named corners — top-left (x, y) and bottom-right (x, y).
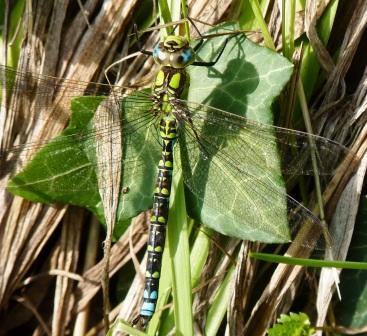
top-left (140, 118), bottom-right (178, 320)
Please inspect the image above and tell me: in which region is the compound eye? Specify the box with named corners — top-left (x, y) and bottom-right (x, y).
top-left (153, 45), bottom-right (168, 64)
top-left (171, 48), bottom-right (194, 68)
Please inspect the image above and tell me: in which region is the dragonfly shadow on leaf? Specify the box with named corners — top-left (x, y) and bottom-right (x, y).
top-left (182, 52), bottom-right (260, 232)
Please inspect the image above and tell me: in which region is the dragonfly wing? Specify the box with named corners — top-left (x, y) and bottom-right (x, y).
top-left (181, 101), bottom-right (351, 176)
top-left (2, 94), bottom-right (161, 223)
top-left (0, 65), bottom-right (152, 125)
top-left (178, 102), bottom-right (331, 246)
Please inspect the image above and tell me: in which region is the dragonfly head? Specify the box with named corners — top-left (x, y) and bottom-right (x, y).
top-left (153, 35), bottom-right (195, 69)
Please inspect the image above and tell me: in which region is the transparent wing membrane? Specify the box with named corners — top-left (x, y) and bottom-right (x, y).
top-left (0, 65), bottom-right (154, 98)
top-left (177, 103), bottom-right (333, 249)
top-left (0, 65), bottom-right (152, 125)
top-left (181, 100), bottom-right (350, 176)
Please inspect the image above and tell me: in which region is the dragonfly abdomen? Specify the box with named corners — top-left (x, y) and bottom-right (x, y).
top-left (138, 33), bottom-right (193, 326)
top-left (140, 117), bottom-right (178, 320)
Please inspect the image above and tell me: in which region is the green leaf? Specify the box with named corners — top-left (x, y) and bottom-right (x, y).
top-left (167, 170), bottom-right (193, 336)
top-left (189, 24), bottom-right (293, 124)
top-left (268, 312), bottom-right (315, 336)
top-left (205, 265), bottom-right (235, 336)
top-left (8, 97), bottom-right (105, 213)
top-left (186, 23), bottom-right (293, 242)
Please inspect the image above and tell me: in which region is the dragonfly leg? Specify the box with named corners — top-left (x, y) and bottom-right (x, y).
top-left (192, 36), bottom-right (230, 67)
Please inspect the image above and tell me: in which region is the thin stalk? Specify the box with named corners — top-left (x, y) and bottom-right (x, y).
top-left (180, 0), bottom-right (190, 40)
top-left (288, 0), bottom-right (295, 55)
top-left (281, 0), bottom-right (286, 55)
top-left (158, 0), bottom-right (173, 34)
top-left (297, 78), bottom-right (326, 224)
top-left (250, 252), bottom-right (367, 269)
top-left (169, 0), bottom-right (184, 36)
top-left (0, 0), bottom-right (10, 152)
top-left (281, 0), bottom-right (296, 59)
top-left (73, 218), bottom-right (100, 336)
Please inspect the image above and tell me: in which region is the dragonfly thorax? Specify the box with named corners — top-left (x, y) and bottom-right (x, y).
top-left (153, 35), bottom-right (195, 69)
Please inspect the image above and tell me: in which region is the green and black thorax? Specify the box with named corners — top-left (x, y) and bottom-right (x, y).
top-left (151, 35), bottom-right (194, 117)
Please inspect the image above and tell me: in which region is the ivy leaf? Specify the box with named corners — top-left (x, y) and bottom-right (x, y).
top-left (8, 97), bottom-right (108, 223)
top-left (268, 312), bottom-right (315, 336)
top-left (184, 23), bottom-right (293, 242)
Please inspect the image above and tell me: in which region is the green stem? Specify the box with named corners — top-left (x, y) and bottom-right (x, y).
top-left (250, 252), bottom-right (367, 269)
top-left (180, 0), bottom-right (190, 40)
top-left (158, 0), bottom-right (173, 34)
top-left (297, 78), bottom-right (326, 224)
top-left (281, 0), bottom-right (296, 59)
top-left (249, 0), bottom-right (276, 50)
top-left (205, 266), bottom-right (235, 336)
top-left (167, 169), bottom-right (193, 336)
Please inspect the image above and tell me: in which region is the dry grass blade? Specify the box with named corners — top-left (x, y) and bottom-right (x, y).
top-left (228, 242), bottom-right (260, 335)
top-left (314, 32), bottom-right (367, 328)
top-left (76, 213), bottom-right (147, 313)
top-left (51, 208), bottom-right (84, 336)
top-left (93, 97), bottom-right (122, 330)
top-left (314, 0), bottom-right (367, 116)
top-left (316, 151), bottom-right (367, 333)
top-left (304, 0), bottom-right (335, 74)
top-left (73, 216), bottom-right (100, 336)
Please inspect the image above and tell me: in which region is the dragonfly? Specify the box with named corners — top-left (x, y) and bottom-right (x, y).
top-left (0, 23), bottom-right (350, 328)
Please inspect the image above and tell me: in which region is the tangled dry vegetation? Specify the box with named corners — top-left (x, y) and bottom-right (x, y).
top-left (0, 0), bottom-right (366, 335)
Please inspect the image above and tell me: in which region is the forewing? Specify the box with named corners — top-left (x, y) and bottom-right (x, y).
top-left (3, 94), bottom-right (161, 225)
top-left (181, 101), bottom-right (350, 176)
top-left (0, 64), bottom-right (151, 125)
